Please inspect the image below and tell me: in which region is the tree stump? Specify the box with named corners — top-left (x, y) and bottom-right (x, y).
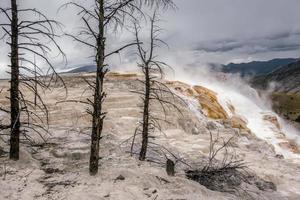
top-left (166, 159), bottom-right (175, 176)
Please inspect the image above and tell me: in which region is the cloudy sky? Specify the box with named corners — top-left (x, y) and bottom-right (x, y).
top-left (1, 0), bottom-right (300, 77)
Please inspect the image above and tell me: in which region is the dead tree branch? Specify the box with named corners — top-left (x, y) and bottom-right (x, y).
top-left (0, 0), bottom-right (66, 160)
top-left (130, 11), bottom-right (184, 162)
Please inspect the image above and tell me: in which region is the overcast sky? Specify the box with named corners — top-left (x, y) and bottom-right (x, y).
top-left (1, 0), bottom-right (300, 78)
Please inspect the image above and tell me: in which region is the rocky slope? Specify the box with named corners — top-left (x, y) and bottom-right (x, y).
top-left (0, 72), bottom-right (300, 200)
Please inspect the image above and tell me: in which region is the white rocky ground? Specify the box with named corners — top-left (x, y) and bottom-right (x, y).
top-left (0, 72), bottom-right (300, 200)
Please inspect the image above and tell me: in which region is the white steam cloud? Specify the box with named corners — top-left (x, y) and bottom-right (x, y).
top-left (153, 53), bottom-right (300, 158)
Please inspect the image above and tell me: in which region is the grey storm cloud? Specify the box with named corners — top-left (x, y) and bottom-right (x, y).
top-left (195, 31), bottom-right (300, 54)
top-left (1, 0), bottom-right (300, 78)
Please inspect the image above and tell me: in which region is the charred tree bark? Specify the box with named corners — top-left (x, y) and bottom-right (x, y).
top-left (166, 159), bottom-right (175, 176)
top-left (89, 0), bottom-right (105, 176)
top-left (139, 66), bottom-right (150, 161)
top-left (63, 0), bottom-right (166, 175)
top-left (9, 0), bottom-right (20, 160)
top-left (33, 55), bottom-right (37, 107)
top-left (0, 0), bottom-right (66, 160)
top-left (132, 11), bottom-right (182, 163)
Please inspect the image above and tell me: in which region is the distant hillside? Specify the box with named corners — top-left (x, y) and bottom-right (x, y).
top-left (67, 65), bottom-right (96, 73)
top-left (222, 58), bottom-right (297, 76)
top-left (252, 60), bottom-right (300, 93)
top-left (251, 60), bottom-right (300, 122)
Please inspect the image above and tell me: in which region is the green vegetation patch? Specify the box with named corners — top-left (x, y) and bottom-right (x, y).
top-left (271, 92), bottom-right (300, 121)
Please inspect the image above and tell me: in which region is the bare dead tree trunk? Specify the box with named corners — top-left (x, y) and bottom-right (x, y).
top-left (139, 66), bottom-right (150, 161)
top-left (62, 0), bottom-right (175, 174)
top-left (89, 0), bottom-right (106, 176)
top-left (132, 11), bottom-right (183, 162)
top-left (1, 0), bottom-right (66, 160)
top-left (166, 159), bottom-right (175, 176)
top-left (33, 55), bottom-right (37, 107)
top-left (9, 0), bottom-right (20, 160)
top-left (62, 0), bottom-right (143, 175)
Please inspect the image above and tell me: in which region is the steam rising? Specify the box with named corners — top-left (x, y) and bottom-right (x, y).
top-left (163, 57), bottom-right (300, 158)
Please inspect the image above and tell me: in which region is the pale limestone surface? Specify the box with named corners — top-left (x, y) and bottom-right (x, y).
top-left (0, 72), bottom-right (299, 200)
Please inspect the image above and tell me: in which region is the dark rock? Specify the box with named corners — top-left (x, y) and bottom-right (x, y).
top-left (275, 154), bottom-right (284, 159)
top-left (255, 180), bottom-right (277, 191)
top-left (185, 168), bottom-right (243, 193)
top-left (114, 175), bottom-right (125, 182)
top-left (155, 176), bottom-right (170, 184)
top-left (295, 115), bottom-right (300, 123)
top-left (44, 168), bottom-right (63, 174)
top-left (71, 152), bottom-right (82, 160)
top-left (206, 121), bottom-right (218, 130)
top-left (191, 127), bottom-right (200, 135)
top-left (0, 146), bottom-right (6, 157)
